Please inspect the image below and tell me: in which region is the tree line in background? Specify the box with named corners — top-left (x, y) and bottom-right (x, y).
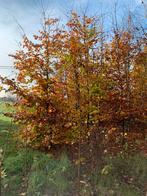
top-left (0, 11), bottom-right (146, 156)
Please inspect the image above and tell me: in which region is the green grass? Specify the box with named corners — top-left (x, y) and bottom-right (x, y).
top-left (91, 153), bottom-right (147, 196)
top-left (0, 102), bottom-right (17, 153)
top-left (0, 101), bottom-right (147, 196)
top-left (0, 102), bottom-right (22, 195)
top-left (0, 102), bottom-right (73, 196)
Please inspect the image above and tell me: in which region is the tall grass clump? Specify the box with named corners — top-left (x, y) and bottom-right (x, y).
top-left (91, 152), bottom-right (147, 196)
top-left (27, 152), bottom-right (73, 196)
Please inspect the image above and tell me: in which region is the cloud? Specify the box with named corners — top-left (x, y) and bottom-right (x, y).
top-left (0, 0), bottom-right (145, 76)
top-left (0, 0), bottom-right (146, 98)
top-left (0, 0), bottom-right (62, 75)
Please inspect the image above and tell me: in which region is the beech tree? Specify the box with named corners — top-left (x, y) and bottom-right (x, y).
top-left (1, 19), bottom-right (69, 149)
top-left (0, 11), bottom-right (146, 153)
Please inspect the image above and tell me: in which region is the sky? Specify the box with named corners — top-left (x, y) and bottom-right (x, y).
top-left (0, 0), bottom-right (146, 96)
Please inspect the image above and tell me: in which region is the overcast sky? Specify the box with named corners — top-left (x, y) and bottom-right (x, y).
top-left (0, 0), bottom-right (146, 79)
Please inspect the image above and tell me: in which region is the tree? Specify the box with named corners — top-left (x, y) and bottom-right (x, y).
top-left (1, 18), bottom-right (69, 150)
top-left (0, 11), bottom-right (146, 154)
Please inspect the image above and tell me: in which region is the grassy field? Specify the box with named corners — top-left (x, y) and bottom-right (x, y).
top-left (0, 101), bottom-right (147, 196)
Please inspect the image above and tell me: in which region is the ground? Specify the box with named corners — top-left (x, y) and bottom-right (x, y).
top-left (0, 101), bottom-right (147, 196)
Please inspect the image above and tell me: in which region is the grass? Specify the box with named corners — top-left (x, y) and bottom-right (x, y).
top-left (0, 101), bottom-right (22, 195)
top-left (0, 101), bottom-right (73, 196)
top-left (0, 101), bottom-right (147, 196)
